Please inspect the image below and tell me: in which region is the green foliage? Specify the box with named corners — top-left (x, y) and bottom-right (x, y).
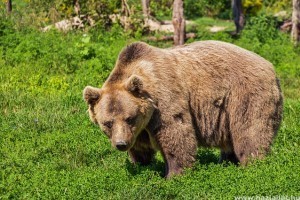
top-left (243, 0), bottom-right (263, 16)
top-left (0, 16), bottom-right (14, 37)
top-left (263, 0), bottom-right (292, 14)
top-left (184, 0), bottom-right (231, 19)
top-left (0, 0), bottom-right (121, 29)
top-left (241, 14), bottom-right (279, 44)
top-left (149, 0), bottom-right (172, 20)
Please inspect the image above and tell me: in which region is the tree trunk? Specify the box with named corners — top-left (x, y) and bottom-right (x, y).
top-left (121, 0), bottom-right (131, 30)
top-left (172, 0), bottom-right (185, 46)
top-left (142, 0), bottom-right (150, 19)
top-left (232, 0), bottom-right (244, 34)
top-left (73, 0), bottom-right (80, 16)
top-left (6, 0), bottom-right (12, 13)
top-left (292, 0), bottom-right (300, 45)
top-left (121, 0), bottom-right (131, 17)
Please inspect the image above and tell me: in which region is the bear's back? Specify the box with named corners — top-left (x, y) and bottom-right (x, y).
top-left (105, 41), bottom-right (278, 97)
top-left (167, 40), bottom-right (275, 77)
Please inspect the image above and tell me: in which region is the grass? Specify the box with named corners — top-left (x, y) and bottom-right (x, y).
top-left (1, 16), bottom-right (300, 199)
top-left (187, 17), bottom-right (235, 33)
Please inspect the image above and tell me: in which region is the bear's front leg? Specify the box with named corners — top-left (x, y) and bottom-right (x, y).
top-left (128, 146), bottom-right (155, 165)
top-left (128, 130), bottom-right (156, 165)
top-left (155, 122), bottom-right (198, 178)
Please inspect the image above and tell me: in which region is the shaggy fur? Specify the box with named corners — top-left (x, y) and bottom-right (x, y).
top-left (83, 41), bottom-right (283, 178)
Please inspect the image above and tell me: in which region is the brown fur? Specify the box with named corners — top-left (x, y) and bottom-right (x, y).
top-left (83, 41), bottom-right (283, 178)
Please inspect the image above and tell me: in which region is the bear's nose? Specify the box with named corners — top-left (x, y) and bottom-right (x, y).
top-left (116, 141), bottom-right (128, 151)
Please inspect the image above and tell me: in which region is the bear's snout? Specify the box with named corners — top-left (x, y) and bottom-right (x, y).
top-left (111, 123), bottom-right (133, 151)
top-left (115, 141), bottom-right (128, 151)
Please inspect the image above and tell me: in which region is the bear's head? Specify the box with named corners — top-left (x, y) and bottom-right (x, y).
top-left (83, 75), bottom-right (155, 151)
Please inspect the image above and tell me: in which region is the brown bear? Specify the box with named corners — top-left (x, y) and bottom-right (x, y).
top-left (83, 41), bottom-right (283, 178)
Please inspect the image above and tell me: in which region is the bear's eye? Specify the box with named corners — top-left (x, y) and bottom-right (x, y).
top-left (125, 116), bottom-right (136, 126)
top-left (103, 121), bottom-right (113, 129)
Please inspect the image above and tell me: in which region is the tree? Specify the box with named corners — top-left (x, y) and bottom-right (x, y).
top-left (121, 0), bottom-right (131, 17)
top-left (172, 0), bottom-right (185, 45)
top-left (73, 0), bottom-right (80, 16)
top-left (232, 0), bottom-right (244, 34)
top-left (292, 0), bottom-right (300, 46)
top-left (142, 0), bottom-right (150, 19)
top-left (6, 0), bottom-right (12, 13)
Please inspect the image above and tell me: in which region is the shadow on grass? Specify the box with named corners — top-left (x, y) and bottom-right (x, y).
top-left (125, 149), bottom-right (221, 177)
top-left (196, 149), bottom-right (220, 166)
top-left (125, 158), bottom-right (166, 178)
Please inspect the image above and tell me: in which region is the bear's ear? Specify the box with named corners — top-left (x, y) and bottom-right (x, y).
top-left (83, 86), bottom-right (101, 105)
top-left (125, 75), bottom-right (143, 94)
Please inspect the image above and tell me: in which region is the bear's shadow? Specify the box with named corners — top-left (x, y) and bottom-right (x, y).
top-left (125, 149), bottom-right (220, 177)
top-left (125, 159), bottom-right (166, 177)
top-left (196, 149), bottom-right (220, 165)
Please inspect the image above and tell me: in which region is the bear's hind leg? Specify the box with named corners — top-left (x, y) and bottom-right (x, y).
top-left (232, 134), bottom-right (270, 166)
top-left (229, 92), bottom-right (279, 165)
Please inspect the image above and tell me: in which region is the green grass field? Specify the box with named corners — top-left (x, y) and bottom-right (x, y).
top-left (1, 17), bottom-right (300, 199)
